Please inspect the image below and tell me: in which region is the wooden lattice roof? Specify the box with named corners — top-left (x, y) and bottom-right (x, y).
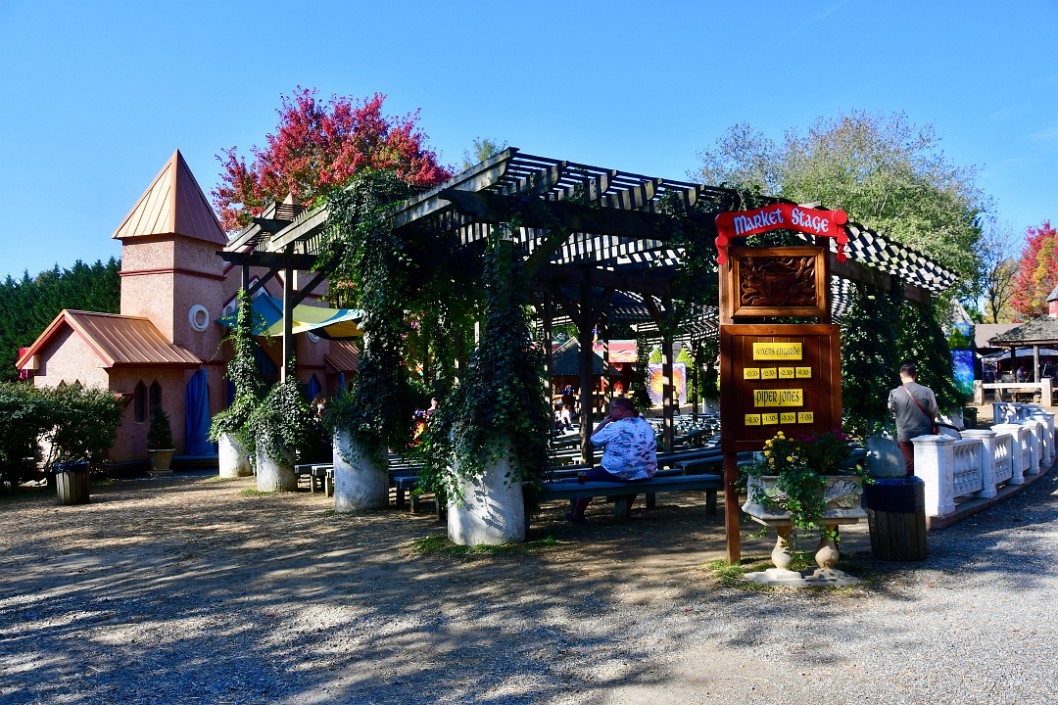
top-left (223, 148), bottom-right (959, 340)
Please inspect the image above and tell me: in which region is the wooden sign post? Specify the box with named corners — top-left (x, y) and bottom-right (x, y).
top-left (715, 207), bottom-right (848, 564)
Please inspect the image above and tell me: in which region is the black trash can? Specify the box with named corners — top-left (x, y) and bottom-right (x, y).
top-left (55, 461), bottom-right (90, 506)
top-left (864, 477), bottom-right (927, 561)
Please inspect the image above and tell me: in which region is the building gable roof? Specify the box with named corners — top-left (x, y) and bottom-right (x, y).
top-left (550, 338), bottom-right (620, 377)
top-left (16, 310), bottom-right (201, 370)
top-left (988, 317), bottom-right (1058, 346)
top-left (111, 150), bottom-right (226, 245)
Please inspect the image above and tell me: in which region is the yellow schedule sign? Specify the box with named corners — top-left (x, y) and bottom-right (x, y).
top-left (760, 367), bottom-right (778, 380)
top-left (744, 414), bottom-right (761, 426)
top-left (752, 342), bottom-right (803, 360)
top-left (795, 367), bottom-right (812, 379)
top-left (761, 413), bottom-right (779, 425)
top-left (778, 367), bottom-right (795, 379)
top-left (743, 368), bottom-right (760, 380)
top-left (753, 388), bottom-right (804, 407)
top-left (798, 411), bottom-right (814, 423)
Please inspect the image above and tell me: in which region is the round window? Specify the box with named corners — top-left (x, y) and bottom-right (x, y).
top-left (188, 304), bottom-right (210, 332)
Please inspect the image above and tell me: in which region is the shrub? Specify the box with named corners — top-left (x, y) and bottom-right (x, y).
top-left (148, 407), bottom-right (174, 449)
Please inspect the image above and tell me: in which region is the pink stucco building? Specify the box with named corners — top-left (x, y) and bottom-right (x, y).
top-left (16, 151), bottom-right (358, 463)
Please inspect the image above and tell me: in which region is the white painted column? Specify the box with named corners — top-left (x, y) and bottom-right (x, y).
top-left (1021, 419), bottom-right (1042, 475)
top-left (1030, 410), bottom-right (1054, 465)
top-left (961, 429), bottom-right (997, 499)
top-left (992, 423), bottom-right (1026, 485)
top-left (913, 434), bottom-right (956, 517)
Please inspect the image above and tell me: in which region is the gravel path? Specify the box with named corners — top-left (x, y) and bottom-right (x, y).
top-left (1, 467), bottom-right (1055, 705)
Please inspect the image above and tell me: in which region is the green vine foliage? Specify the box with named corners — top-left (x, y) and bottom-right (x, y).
top-left (896, 299), bottom-right (963, 412)
top-left (699, 335), bottom-right (720, 403)
top-left (209, 289), bottom-right (263, 445)
top-left (840, 283), bottom-right (902, 439)
top-left (247, 376), bottom-right (314, 459)
top-left (319, 172), bottom-right (420, 464)
top-left (419, 227), bottom-right (551, 508)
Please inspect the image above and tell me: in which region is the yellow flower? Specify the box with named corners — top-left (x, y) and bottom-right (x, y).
top-left (786, 456), bottom-right (794, 462)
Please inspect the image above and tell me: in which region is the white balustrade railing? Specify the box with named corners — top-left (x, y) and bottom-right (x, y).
top-left (913, 408), bottom-right (1054, 519)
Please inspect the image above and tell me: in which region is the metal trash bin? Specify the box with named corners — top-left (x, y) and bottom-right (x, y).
top-left (864, 477), bottom-right (927, 561)
top-left (55, 461), bottom-right (90, 506)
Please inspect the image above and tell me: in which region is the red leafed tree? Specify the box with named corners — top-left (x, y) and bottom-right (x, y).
top-left (1011, 220), bottom-right (1058, 319)
top-left (212, 87), bottom-right (452, 232)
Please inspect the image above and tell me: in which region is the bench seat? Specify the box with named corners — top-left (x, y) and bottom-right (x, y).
top-left (538, 473), bottom-right (723, 520)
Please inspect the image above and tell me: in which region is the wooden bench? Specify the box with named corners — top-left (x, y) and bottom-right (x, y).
top-left (294, 463), bottom-right (334, 495)
top-left (537, 473), bottom-right (724, 521)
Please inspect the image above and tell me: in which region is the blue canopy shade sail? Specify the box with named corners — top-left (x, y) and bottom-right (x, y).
top-left (219, 294), bottom-right (363, 340)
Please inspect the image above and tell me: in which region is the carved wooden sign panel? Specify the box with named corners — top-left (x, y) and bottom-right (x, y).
top-left (719, 324), bottom-right (842, 452)
top-left (728, 246), bottom-right (828, 318)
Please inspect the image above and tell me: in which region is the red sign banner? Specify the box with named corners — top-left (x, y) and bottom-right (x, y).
top-left (715, 204), bottom-right (848, 264)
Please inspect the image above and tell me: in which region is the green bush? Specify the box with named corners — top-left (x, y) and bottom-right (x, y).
top-left (247, 377), bottom-right (314, 459)
top-left (0, 382), bottom-right (122, 489)
top-left (148, 407), bottom-right (174, 449)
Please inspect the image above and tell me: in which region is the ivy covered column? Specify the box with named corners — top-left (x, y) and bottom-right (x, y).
top-left (429, 228), bottom-right (551, 545)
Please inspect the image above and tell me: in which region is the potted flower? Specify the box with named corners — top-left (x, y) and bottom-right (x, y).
top-left (741, 429), bottom-right (870, 582)
top-left (246, 378), bottom-right (314, 492)
top-left (147, 406), bottom-right (176, 472)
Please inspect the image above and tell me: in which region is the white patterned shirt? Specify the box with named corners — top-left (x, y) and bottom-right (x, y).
top-left (590, 416), bottom-right (657, 480)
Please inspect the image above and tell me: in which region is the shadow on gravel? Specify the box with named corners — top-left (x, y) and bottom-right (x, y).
top-left (1, 468), bottom-right (1055, 704)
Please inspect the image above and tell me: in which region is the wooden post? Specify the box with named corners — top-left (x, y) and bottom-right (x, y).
top-left (661, 333), bottom-right (675, 453)
top-left (281, 255), bottom-right (294, 382)
top-left (578, 282), bottom-right (595, 465)
top-left (724, 452), bottom-right (741, 564)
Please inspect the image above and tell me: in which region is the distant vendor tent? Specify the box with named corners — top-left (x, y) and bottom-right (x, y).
top-left (981, 348), bottom-right (1058, 362)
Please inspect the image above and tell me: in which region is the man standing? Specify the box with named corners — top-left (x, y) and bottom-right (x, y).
top-left (565, 396), bottom-right (657, 523)
top-left (887, 363), bottom-right (938, 477)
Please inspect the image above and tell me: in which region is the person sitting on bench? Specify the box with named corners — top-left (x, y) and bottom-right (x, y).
top-left (566, 396), bottom-right (657, 524)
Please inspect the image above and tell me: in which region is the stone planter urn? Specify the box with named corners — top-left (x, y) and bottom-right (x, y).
top-left (447, 443), bottom-right (525, 546)
top-left (254, 435), bottom-right (296, 492)
top-left (218, 432), bottom-right (252, 478)
top-left (742, 475), bottom-right (867, 586)
top-left (333, 430), bottom-right (388, 512)
top-left (148, 448), bottom-right (175, 473)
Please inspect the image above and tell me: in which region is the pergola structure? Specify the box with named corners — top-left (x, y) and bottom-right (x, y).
top-left (222, 148), bottom-right (958, 461)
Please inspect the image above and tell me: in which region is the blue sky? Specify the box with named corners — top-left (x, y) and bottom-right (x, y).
top-left (1, 0), bottom-right (1055, 281)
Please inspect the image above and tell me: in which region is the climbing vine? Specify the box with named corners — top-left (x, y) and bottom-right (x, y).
top-left (840, 283), bottom-right (903, 439)
top-left (419, 223), bottom-right (551, 507)
top-left (896, 299), bottom-right (962, 413)
top-left (318, 171), bottom-right (418, 465)
top-left (209, 289), bottom-right (264, 446)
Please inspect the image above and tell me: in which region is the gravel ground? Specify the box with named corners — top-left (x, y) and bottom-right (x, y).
top-left (1, 466), bottom-right (1055, 705)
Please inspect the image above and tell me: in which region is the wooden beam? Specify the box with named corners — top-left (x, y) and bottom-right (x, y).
top-left (439, 189), bottom-right (676, 241)
top-left (219, 250), bottom-right (318, 271)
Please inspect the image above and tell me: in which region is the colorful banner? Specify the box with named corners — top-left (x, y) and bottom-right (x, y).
top-left (647, 362), bottom-right (687, 406)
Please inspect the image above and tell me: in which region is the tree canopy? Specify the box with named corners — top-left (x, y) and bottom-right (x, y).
top-left (0, 259), bottom-right (121, 382)
top-left (212, 87), bottom-right (452, 232)
top-left (696, 110), bottom-right (990, 297)
top-left (1011, 220), bottom-right (1058, 319)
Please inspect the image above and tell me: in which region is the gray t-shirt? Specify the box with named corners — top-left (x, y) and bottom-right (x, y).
top-left (887, 381), bottom-right (938, 442)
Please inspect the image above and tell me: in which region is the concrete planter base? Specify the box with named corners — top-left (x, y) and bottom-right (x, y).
top-left (255, 438), bottom-right (296, 492)
top-left (333, 431), bottom-right (388, 512)
top-left (448, 445), bottom-right (525, 546)
top-left (218, 433), bottom-right (251, 478)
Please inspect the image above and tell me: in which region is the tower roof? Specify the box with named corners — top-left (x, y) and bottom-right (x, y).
top-left (111, 150), bottom-right (226, 245)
